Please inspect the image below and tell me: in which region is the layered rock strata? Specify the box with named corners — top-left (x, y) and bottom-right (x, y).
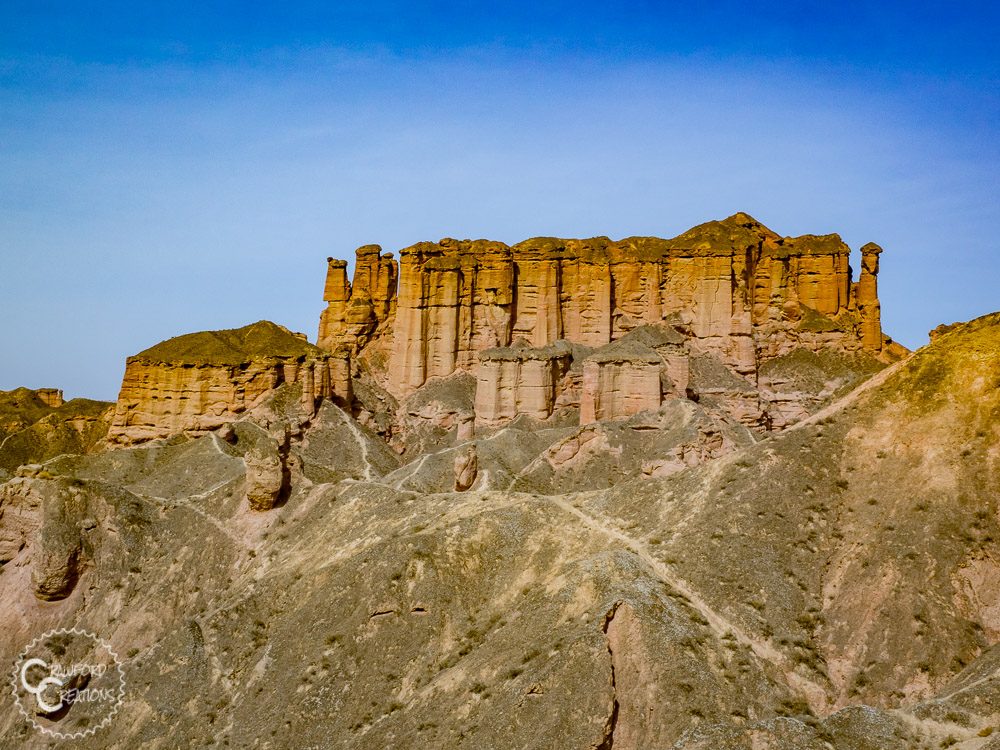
top-left (317, 246), bottom-right (398, 357)
top-left (106, 214), bottom-right (898, 447)
top-left (108, 321), bottom-right (350, 445)
top-left (474, 340), bottom-right (572, 426)
top-left (579, 326), bottom-right (688, 424)
top-left (581, 348), bottom-right (662, 425)
top-left (318, 214), bottom-right (896, 412)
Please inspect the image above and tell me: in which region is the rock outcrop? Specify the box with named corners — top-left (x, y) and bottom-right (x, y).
top-left (579, 326), bottom-right (687, 424)
top-left (453, 444), bottom-right (477, 491)
top-left (243, 427), bottom-right (292, 512)
top-left (474, 340), bottom-right (572, 426)
top-left (99, 214), bottom-right (900, 449)
top-left (34, 388), bottom-right (64, 408)
top-left (317, 246), bottom-right (398, 357)
top-left (108, 321), bottom-right (350, 445)
top-left (317, 213), bottom-right (902, 434)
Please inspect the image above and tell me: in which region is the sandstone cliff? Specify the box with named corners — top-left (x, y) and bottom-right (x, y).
top-left (108, 321), bottom-right (350, 445)
top-left (474, 340), bottom-right (572, 426)
top-left (93, 214), bottom-right (903, 465)
top-left (318, 213), bottom-right (901, 438)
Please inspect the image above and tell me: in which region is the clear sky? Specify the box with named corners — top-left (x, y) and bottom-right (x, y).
top-left (2, 2), bottom-right (998, 400)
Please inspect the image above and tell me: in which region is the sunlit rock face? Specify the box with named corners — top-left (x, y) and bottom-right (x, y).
top-left (318, 213), bottom-right (903, 436)
top-left (108, 321), bottom-right (350, 445)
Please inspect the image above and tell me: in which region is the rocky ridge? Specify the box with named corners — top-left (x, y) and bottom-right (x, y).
top-left (107, 321), bottom-right (351, 445)
top-left (91, 215), bottom-right (907, 461)
top-left (0, 388), bottom-right (112, 474)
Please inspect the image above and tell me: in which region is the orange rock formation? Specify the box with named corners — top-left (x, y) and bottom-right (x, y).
top-left (317, 213), bottom-right (895, 428)
top-left (109, 321), bottom-right (350, 445)
top-left (107, 213), bottom-right (897, 446)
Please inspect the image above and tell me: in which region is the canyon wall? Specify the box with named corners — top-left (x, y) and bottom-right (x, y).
top-left (106, 213), bottom-right (895, 447)
top-left (318, 213), bottom-right (895, 429)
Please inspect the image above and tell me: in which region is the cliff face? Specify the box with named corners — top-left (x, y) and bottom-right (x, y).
top-left (318, 213), bottom-right (901, 434)
top-left (108, 321), bottom-right (350, 445)
top-left (101, 214), bottom-right (897, 451)
top-left (474, 341), bottom-right (572, 426)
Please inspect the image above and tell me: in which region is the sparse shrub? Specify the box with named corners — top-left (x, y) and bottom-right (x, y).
top-left (521, 648), bottom-right (541, 663)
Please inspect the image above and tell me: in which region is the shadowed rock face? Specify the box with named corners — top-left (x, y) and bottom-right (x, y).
top-left (0, 312), bottom-right (997, 749)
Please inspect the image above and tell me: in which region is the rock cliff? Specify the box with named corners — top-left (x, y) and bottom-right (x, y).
top-left (108, 321), bottom-right (350, 445)
top-left (475, 340), bottom-right (572, 426)
top-left (318, 213), bottom-right (903, 437)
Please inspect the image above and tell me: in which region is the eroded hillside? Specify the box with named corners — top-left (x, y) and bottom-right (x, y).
top-left (1, 314), bottom-right (998, 748)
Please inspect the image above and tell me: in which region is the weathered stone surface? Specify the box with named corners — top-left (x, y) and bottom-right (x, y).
top-left (318, 213), bottom-right (900, 433)
top-left (855, 242), bottom-right (883, 350)
top-left (244, 430), bottom-right (290, 512)
top-left (34, 388), bottom-right (64, 408)
top-left (453, 444), bottom-right (477, 491)
top-left (580, 332), bottom-right (670, 425)
top-left (0, 477), bottom-right (42, 564)
top-left (0, 474), bottom-right (153, 603)
top-left (388, 372), bottom-right (478, 457)
top-left (475, 340), bottom-right (572, 426)
top-left (108, 321), bottom-right (350, 445)
top-left (317, 245), bottom-right (398, 357)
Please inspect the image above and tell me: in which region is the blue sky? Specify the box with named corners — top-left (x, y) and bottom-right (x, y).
top-left (2, 2), bottom-right (998, 399)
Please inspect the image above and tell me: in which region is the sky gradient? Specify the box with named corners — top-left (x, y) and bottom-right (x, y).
top-left (2, 2), bottom-right (998, 399)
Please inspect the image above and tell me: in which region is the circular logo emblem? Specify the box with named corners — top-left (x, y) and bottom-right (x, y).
top-left (10, 628), bottom-right (125, 739)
